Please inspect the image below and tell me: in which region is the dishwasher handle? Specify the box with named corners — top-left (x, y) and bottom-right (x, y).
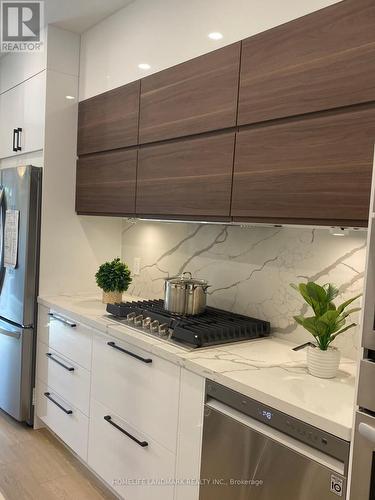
top-left (359, 422), bottom-right (375, 445)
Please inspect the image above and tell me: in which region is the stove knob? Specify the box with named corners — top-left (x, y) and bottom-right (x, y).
top-left (126, 312), bottom-right (136, 323)
top-left (150, 320), bottom-right (159, 333)
top-left (142, 317), bottom-right (152, 329)
top-left (158, 323), bottom-right (168, 337)
top-left (134, 315), bottom-right (144, 326)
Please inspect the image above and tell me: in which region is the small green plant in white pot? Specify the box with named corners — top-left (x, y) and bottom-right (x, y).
top-left (95, 258), bottom-right (132, 304)
top-left (291, 282), bottom-right (361, 379)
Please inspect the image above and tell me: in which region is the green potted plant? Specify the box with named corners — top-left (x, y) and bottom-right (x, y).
top-left (95, 258), bottom-right (132, 304)
top-left (290, 282), bottom-right (361, 379)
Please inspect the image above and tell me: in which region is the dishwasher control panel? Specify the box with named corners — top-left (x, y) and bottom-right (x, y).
top-left (206, 380), bottom-right (350, 465)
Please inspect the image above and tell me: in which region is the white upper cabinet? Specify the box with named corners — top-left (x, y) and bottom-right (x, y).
top-left (0, 71), bottom-right (46, 159)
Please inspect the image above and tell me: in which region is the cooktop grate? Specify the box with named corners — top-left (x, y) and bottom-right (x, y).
top-left (106, 299), bottom-right (270, 348)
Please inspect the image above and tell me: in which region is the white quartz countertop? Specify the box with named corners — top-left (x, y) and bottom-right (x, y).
top-left (38, 293), bottom-right (357, 441)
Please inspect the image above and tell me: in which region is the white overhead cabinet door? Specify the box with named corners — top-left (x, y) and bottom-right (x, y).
top-left (0, 71), bottom-right (45, 159)
top-left (0, 84), bottom-right (23, 159)
top-left (21, 71), bottom-right (45, 155)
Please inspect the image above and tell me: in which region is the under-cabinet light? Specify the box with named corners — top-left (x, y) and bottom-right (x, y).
top-left (330, 227), bottom-right (350, 237)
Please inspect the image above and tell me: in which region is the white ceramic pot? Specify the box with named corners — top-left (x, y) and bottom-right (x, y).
top-left (307, 345), bottom-right (341, 379)
top-left (102, 291), bottom-right (122, 304)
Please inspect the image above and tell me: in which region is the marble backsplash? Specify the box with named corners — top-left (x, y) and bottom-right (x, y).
top-left (121, 221), bottom-right (367, 360)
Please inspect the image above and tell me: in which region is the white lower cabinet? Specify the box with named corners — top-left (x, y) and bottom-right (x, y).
top-left (39, 308), bottom-right (93, 370)
top-left (37, 341), bottom-right (91, 416)
top-left (35, 307), bottom-right (205, 500)
top-left (36, 380), bottom-right (89, 461)
top-left (88, 399), bottom-right (176, 500)
top-left (91, 333), bottom-right (180, 453)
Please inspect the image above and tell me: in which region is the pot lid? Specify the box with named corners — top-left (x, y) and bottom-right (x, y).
top-left (165, 271), bottom-right (208, 286)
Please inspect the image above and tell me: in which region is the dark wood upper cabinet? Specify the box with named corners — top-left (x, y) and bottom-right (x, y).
top-left (232, 105), bottom-right (375, 226)
top-left (77, 81), bottom-right (140, 155)
top-left (76, 149), bottom-right (137, 215)
top-left (238, 0), bottom-right (375, 126)
top-left (138, 43), bottom-right (241, 144)
top-left (136, 132), bottom-right (235, 218)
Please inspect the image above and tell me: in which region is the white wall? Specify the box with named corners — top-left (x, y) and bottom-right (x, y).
top-left (80, 0), bottom-right (342, 100)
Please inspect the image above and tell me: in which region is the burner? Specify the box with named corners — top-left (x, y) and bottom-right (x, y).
top-left (106, 300), bottom-right (270, 348)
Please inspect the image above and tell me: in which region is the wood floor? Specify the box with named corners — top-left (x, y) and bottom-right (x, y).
top-left (0, 410), bottom-right (116, 500)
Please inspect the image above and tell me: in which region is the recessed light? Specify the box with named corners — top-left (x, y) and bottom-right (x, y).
top-left (208, 32), bottom-right (223, 40)
top-left (138, 63), bottom-right (151, 70)
top-left (65, 95), bottom-right (75, 100)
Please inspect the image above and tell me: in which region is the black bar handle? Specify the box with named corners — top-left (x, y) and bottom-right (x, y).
top-left (17, 127), bottom-right (22, 151)
top-left (48, 312), bottom-right (77, 328)
top-left (44, 392), bottom-right (73, 415)
top-left (107, 341), bottom-right (152, 364)
top-left (12, 129), bottom-right (18, 152)
top-left (104, 415), bottom-right (148, 448)
top-left (46, 352), bottom-right (75, 372)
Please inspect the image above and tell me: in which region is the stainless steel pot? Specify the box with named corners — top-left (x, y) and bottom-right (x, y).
top-left (164, 272), bottom-right (210, 315)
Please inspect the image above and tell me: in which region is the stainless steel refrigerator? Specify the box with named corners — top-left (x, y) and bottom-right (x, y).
top-left (0, 165), bottom-right (41, 425)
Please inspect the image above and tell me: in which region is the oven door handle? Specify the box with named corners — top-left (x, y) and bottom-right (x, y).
top-left (359, 422), bottom-right (375, 444)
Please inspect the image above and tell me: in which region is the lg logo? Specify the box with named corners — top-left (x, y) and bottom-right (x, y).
top-left (1, 1), bottom-right (44, 52)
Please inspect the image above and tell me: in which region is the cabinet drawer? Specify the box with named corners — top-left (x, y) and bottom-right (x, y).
top-left (78, 81), bottom-right (140, 155)
top-left (137, 132), bottom-right (235, 218)
top-left (37, 341), bottom-right (90, 416)
top-left (38, 309), bottom-right (93, 370)
top-left (88, 399), bottom-right (175, 500)
top-left (91, 334), bottom-right (180, 452)
top-left (238, 0), bottom-right (375, 125)
top-left (36, 381), bottom-right (88, 461)
top-left (232, 105), bottom-right (375, 226)
top-left (139, 43), bottom-right (240, 143)
top-left (76, 148), bottom-right (137, 215)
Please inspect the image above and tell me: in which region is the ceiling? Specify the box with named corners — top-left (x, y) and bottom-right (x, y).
top-left (44, 0), bottom-right (134, 33)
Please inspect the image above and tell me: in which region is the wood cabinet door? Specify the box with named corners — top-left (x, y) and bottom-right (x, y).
top-left (238, 0), bottom-right (375, 126)
top-left (232, 105), bottom-right (375, 226)
top-left (77, 81), bottom-right (140, 155)
top-left (136, 132), bottom-right (235, 218)
top-left (76, 149), bottom-right (137, 215)
top-left (139, 43), bottom-right (240, 144)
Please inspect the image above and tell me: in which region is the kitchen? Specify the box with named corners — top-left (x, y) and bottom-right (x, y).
top-left (0, 0), bottom-right (374, 498)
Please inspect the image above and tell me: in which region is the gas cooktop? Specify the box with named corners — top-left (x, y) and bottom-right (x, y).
top-left (106, 299), bottom-right (270, 349)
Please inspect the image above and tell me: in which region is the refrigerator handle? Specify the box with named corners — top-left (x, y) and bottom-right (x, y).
top-left (0, 327), bottom-right (21, 339)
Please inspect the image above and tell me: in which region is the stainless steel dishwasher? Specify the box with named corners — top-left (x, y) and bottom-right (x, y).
top-left (200, 381), bottom-right (350, 500)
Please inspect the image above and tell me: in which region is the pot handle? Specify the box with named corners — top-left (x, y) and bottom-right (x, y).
top-left (181, 271), bottom-right (192, 279)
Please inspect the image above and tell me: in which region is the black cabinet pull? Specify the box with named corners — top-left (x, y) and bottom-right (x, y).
top-left (17, 128), bottom-right (22, 151)
top-left (44, 392), bottom-right (73, 415)
top-left (12, 129), bottom-right (18, 152)
top-left (46, 352), bottom-right (75, 372)
top-left (48, 312), bottom-right (77, 328)
top-left (104, 415), bottom-right (148, 448)
top-left (107, 341), bottom-right (152, 364)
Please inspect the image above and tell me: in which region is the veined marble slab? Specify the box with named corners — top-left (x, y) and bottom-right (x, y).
top-left (121, 221), bottom-right (366, 360)
top-left (38, 294), bottom-right (356, 441)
